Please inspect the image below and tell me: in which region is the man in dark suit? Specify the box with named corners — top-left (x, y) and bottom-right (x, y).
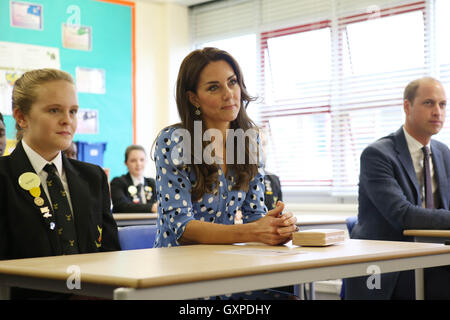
top-left (346, 77), bottom-right (450, 299)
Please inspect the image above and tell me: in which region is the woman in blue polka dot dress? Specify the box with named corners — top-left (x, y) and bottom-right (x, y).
top-left (152, 48), bottom-right (298, 299)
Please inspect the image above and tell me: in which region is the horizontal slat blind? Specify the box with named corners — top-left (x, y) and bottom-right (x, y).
top-left (190, 0), bottom-right (258, 43)
top-left (331, 1), bottom-right (427, 193)
top-left (260, 0), bottom-right (332, 31)
top-left (190, 0), bottom-right (450, 195)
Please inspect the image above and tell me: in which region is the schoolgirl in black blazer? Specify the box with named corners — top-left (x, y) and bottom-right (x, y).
top-left (0, 68), bottom-right (120, 299)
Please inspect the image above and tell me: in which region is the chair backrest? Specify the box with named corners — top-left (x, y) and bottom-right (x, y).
top-left (118, 225), bottom-right (157, 250)
top-left (346, 216), bottom-right (358, 236)
top-left (340, 216), bottom-right (359, 300)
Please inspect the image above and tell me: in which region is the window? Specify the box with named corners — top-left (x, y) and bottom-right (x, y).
top-left (260, 3), bottom-right (426, 194)
top-left (435, 0), bottom-right (450, 143)
top-left (333, 8), bottom-right (426, 193)
top-left (261, 23), bottom-right (332, 189)
top-left (191, 0), bottom-right (445, 196)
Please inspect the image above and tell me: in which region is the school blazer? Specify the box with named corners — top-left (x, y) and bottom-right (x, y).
top-left (110, 173), bottom-right (157, 213)
top-left (0, 141), bottom-right (121, 260)
top-left (346, 127), bottom-right (450, 299)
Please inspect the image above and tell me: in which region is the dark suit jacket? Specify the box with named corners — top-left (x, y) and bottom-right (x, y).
top-left (110, 173), bottom-right (156, 213)
top-left (346, 127), bottom-right (450, 299)
top-left (0, 141), bottom-right (121, 259)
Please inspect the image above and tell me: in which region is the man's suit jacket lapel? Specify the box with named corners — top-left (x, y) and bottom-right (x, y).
top-left (62, 156), bottom-right (92, 252)
top-left (393, 127), bottom-right (421, 205)
top-left (9, 141), bottom-right (62, 255)
top-left (430, 141), bottom-right (449, 209)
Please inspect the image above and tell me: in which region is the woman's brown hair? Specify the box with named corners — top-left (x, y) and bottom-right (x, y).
top-left (12, 68), bottom-right (74, 140)
top-left (170, 47), bottom-right (259, 201)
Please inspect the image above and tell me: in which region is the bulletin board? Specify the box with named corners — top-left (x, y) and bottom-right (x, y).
top-left (0, 0), bottom-right (135, 180)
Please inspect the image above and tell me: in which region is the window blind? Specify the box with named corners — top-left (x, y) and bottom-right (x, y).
top-left (331, 1), bottom-right (428, 194)
top-left (190, 0), bottom-right (258, 43)
top-left (190, 0), bottom-right (447, 195)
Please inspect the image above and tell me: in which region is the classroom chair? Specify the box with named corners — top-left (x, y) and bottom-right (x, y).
top-left (118, 225), bottom-right (157, 250)
top-left (340, 216), bottom-right (358, 299)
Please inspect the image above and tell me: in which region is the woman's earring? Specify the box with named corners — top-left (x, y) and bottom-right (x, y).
top-left (195, 105), bottom-right (201, 116)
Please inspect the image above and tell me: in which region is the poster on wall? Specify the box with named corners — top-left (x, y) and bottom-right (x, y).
top-left (0, 69), bottom-right (24, 115)
top-left (76, 67), bottom-right (105, 94)
top-left (76, 109), bottom-right (99, 134)
top-left (62, 23), bottom-right (92, 51)
top-left (0, 41), bottom-right (60, 115)
top-left (10, 1), bottom-right (43, 30)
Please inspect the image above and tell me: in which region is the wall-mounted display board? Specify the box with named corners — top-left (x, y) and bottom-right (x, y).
top-left (0, 0), bottom-right (135, 179)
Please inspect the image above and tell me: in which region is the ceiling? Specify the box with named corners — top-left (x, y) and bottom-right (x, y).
top-left (135, 0), bottom-right (213, 7)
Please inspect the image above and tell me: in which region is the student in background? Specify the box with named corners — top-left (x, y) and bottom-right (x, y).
top-left (346, 77), bottom-right (450, 300)
top-left (0, 112), bottom-right (6, 156)
top-left (110, 144), bottom-right (157, 213)
top-left (260, 127), bottom-right (283, 211)
top-left (63, 141), bottom-right (78, 160)
top-left (153, 47), bottom-right (298, 299)
top-left (0, 68), bottom-right (121, 299)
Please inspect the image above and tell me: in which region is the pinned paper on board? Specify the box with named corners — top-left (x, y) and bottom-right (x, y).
top-left (0, 41), bottom-right (60, 115)
top-left (10, 1), bottom-right (43, 30)
top-left (62, 23), bottom-right (92, 51)
top-left (76, 109), bottom-right (99, 134)
top-left (76, 67), bottom-right (105, 94)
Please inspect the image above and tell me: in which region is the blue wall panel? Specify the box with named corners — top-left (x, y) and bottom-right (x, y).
top-left (0, 0), bottom-right (133, 179)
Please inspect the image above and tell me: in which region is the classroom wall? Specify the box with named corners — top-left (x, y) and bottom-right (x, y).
top-left (133, 0), bottom-right (190, 179)
top-left (0, 0), bottom-right (133, 180)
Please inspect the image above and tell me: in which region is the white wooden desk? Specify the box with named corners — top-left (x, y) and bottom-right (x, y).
top-left (113, 213), bottom-right (348, 229)
top-left (0, 239), bottom-right (449, 300)
top-left (113, 213), bottom-right (157, 226)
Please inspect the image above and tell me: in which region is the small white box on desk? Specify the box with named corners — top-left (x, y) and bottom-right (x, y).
top-left (293, 229), bottom-right (346, 247)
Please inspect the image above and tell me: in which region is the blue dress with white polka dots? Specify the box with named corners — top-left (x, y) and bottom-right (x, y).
top-left (153, 125), bottom-right (268, 248)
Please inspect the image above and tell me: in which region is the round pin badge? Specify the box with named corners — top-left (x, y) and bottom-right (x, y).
top-left (34, 197), bottom-right (44, 206)
top-left (128, 185), bottom-right (137, 195)
top-left (18, 172), bottom-right (41, 191)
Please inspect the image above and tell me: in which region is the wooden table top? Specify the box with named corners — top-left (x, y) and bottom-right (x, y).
top-left (112, 213), bottom-right (347, 225)
top-left (113, 213), bottom-right (157, 220)
top-left (403, 229), bottom-right (450, 238)
top-left (0, 239), bottom-right (449, 289)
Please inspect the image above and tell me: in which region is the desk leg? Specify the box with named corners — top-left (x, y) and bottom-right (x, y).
top-left (415, 268), bottom-right (424, 300)
top-left (0, 286), bottom-right (10, 300)
top-left (309, 283), bottom-right (315, 300)
top-left (294, 284), bottom-right (303, 299)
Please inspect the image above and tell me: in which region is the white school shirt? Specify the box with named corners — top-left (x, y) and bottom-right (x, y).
top-left (130, 174), bottom-right (147, 204)
top-left (402, 126), bottom-right (437, 208)
top-left (22, 140), bottom-right (74, 215)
